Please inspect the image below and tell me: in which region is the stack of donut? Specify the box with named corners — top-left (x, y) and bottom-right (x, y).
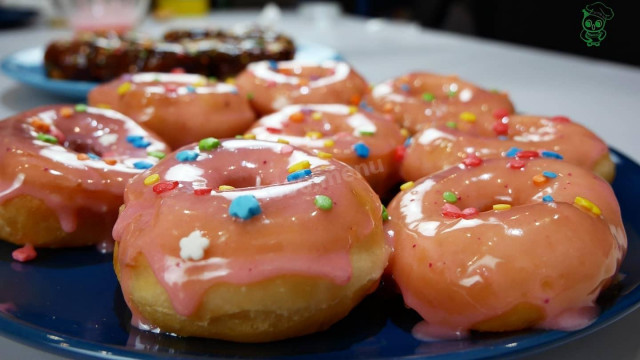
top-left (0, 49), bottom-right (627, 344)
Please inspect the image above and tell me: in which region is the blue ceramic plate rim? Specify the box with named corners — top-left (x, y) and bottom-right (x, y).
top-left (0, 147), bottom-right (638, 360)
top-left (0, 42), bottom-right (343, 100)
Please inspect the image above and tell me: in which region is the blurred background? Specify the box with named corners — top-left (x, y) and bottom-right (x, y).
top-left (1, 0), bottom-right (637, 66)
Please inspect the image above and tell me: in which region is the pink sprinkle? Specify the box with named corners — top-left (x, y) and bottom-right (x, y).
top-left (551, 116), bottom-right (571, 123)
top-left (462, 154), bottom-right (483, 167)
top-left (266, 127), bottom-right (282, 134)
top-left (461, 207), bottom-right (478, 219)
top-left (12, 244), bottom-right (37, 262)
top-left (279, 144), bottom-right (294, 154)
top-left (49, 127), bottom-right (66, 144)
top-left (508, 159), bottom-right (526, 169)
top-left (442, 203), bottom-right (463, 218)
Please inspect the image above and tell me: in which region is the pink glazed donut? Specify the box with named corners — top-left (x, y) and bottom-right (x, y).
top-left (88, 72), bottom-right (255, 148)
top-left (0, 105), bottom-right (169, 248)
top-left (235, 60), bottom-right (369, 115)
top-left (386, 157), bottom-right (626, 337)
top-left (367, 72), bottom-right (514, 133)
top-left (244, 104), bottom-right (405, 195)
top-left (113, 139), bottom-right (389, 342)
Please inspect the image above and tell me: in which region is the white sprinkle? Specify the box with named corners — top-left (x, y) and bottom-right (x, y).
top-left (179, 230), bottom-right (210, 261)
top-left (98, 133), bottom-right (118, 147)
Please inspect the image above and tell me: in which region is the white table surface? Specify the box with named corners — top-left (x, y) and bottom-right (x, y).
top-left (1, 9), bottom-right (639, 360)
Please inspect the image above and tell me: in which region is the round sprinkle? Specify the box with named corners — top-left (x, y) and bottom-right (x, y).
top-left (422, 92), bottom-right (435, 102)
top-left (59, 107), bottom-right (74, 117)
top-left (400, 181), bottom-right (415, 191)
top-left (277, 138), bottom-right (290, 144)
top-left (229, 195), bottom-right (262, 220)
top-left (445, 121), bottom-right (457, 129)
top-left (400, 128), bottom-right (410, 138)
top-left (194, 188), bottom-right (213, 195)
top-left (574, 196), bottom-right (601, 216)
top-left (462, 154), bottom-right (483, 167)
top-left (218, 185), bottom-right (235, 191)
top-left (316, 151), bottom-right (332, 159)
top-left (507, 159), bottom-right (526, 169)
top-left (153, 181), bottom-right (178, 194)
top-left (306, 131), bottom-right (323, 139)
top-left (516, 150), bottom-right (539, 159)
top-left (542, 195), bottom-right (554, 202)
top-left (289, 112), bottom-right (305, 123)
top-left (314, 195), bottom-right (333, 210)
top-left (36, 133), bottom-right (57, 144)
top-left (353, 142), bottom-right (370, 158)
top-left (311, 112), bottom-right (323, 121)
top-left (117, 81), bottom-right (132, 95)
top-left (459, 112), bottom-right (476, 122)
top-left (504, 147), bottom-right (522, 158)
top-left (286, 169), bottom-right (312, 182)
top-left (77, 153), bottom-right (89, 161)
top-left (324, 139), bottom-right (335, 147)
top-left (382, 205), bottom-right (389, 221)
top-left (493, 204), bottom-right (511, 211)
top-left (74, 104), bottom-right (87, 112)
top-left (243, 133), bottom-right (256, 140)
top-left (443, 191), bottom-right (457, 203)
top-left (542, 171), bottom-right (557, 179)
top-left (493, 108), bottom-right (510, 120)
top-left (148, 151), bottom-right (166, 159)
top-left (532, 174), bottom-right (548, 186)
top-left (175, 150), bottom-right (199, 162)
top-left (541, 151), bottom-right (564, 160)
top-left (133, 161), bottom-right (154, 170)
top-left (198, 137), bottom-right (220, 151)
top-left (144, 174), bottom-right (160, 186)
top-left (288, 160), bottom-right (311, 173)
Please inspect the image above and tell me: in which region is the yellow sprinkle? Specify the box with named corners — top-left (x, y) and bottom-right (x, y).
top-left (311, 112), bottom-right (323, 121)
top-left (316, 151), bottom-right (333, 159)
top-left (574, 196), bottom-right (602, 216)
top-left (400, 128), bottom-right (410, 138)
top-left (400, 181), bottom-right (415, 191)
top-left (459, 111), bottom-right (477, 122)
top-left (306, 131), bottom-right (323, 139)
top-left (277, 138), bottom-right (290, 144)
top-left (243, 133), bottom-right (256, 140)
top-left (117, 81), bottom-right (132, 95)
top-left (288, 160), bottom-right (311, 173)
top-left (225, 77), bottom-right (235, 84)
top-left (96, 103), bottom-right (111, 109)
top-left (144, 174), bottom-right (160, 186)
top-left (348, 106), bottom-right (358, 114)
top-left (218, 185), bottom-right (235, 191)
top-left (193, 79), bottom-right (206, 87)
top-left (493, 204), bottom-right (511, 211)
top-left (324, 139), bottom-right (335, 147)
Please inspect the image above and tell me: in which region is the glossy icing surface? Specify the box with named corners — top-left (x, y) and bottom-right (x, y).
top-left (113, 139), bottom-right (384, 317)
top-left (367, 72), bottom-right (514, 133)
top-left (0, 105), bottom-right (169, 236)
top-left (401, 114), bottom-right (610, 180)
top-left (88, 72), bottom-right (256, 148)
top-left (245, 104), bottom-right (404, 194)
top-left (386, 158), bottom-right (626, 334)
top-left (236, 61), bottom-right (369, 115)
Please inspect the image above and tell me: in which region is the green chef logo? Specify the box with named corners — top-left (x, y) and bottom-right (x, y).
top-left (580, 2), bottom-right (614, 47)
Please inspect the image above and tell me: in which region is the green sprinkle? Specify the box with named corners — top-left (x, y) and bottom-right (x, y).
top-left (443, 191), bottom-right (457, 203)
top-left (198, 137), bottom-right (221, 151)
top-left (36, 133), bottom-right (58, 144)
top-left (382, 205), bottom-right (389, 221)
top-left (447, 90), bottom-right (457, 98)
top-left (422, 92), bottom-right (435, 102)
top-left (445, 121), bottom-right (457, 129)
top-left (147, 151), bottom-right (166, 160)
top-left (235, 135), bottom-right (244, 139)
top-left (490, 88), bottom-right (500, 93)
top-left (208, 76), bottom-right (218, 82)
top-left (246, 92), bottom-right (254, 100)
top-left (314, 195), bottom-right (333, 210)
top-left (75, 104), bottom-right (87, 112)
top-left (359, 130), bottom-right (375, 136)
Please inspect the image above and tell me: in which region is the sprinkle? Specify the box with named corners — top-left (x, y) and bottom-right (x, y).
top-left (400, 84), bottom-right (410, 92)
top-left (77, 153), bottom-right (89, 161)
top-left (218, 185), bottom-right (235, 191)
top-left (30, 118), bottom-right (50, 133)
top-left (175, 150), bottom-right (199, 162)
top-left (447, 90), bottom-right (457, 98)
top-left (461, 207), bottom-right (479, 219)
top-left (306, 131), bottom-right (323, 139)
top-left (36, 133), bottom-right (57, 144)
top-left (289, 112), bottom-right (305, 123)
top-left (229, 195), bottom-right (262, 220)
top-left (74, 104), bottom-right (87, 112)
top-left (153, 181), bottom-right (178, 194)
top-left (185, 85), bottom-right (196, 93)
top-left (462, 154), bottom-right (483, 167)
top-left (59, 107), bottom-right (74, 117)
top-left (288, 160), bottom-right (311, 173)
top-left (348, 106), bottom-right (358, 114)
top-left (198, 137), bottom-right (220, 151)
top-left (350, 94), bottom-right (361, 105)
top-left (279, 144), bottom-right (294, 154)
top-left (324, 139), bottom-right (335, 147)
top-left (442, 203), bottom-right (462, 218)
top-left (353, 143), bottom-right (370, 158)
top-left (541, 151), bottom-right (564, 160)
top-left (208, 76), bottom-right (218, 82)
top-left (268, 60), bottom-right (278, 70)
top-left (314, 195), bottom-right (333, 210)
top-left (504, 147), bottom-right (522, 158)
top-left (516, 150), bottom-right (539, 159)
top-left (383, 103), bottom-right (394, 112)
top-left (134, 161), bottom-right (154, 170)
top-left (126, 135), bottom-right (151, 149)
top-left (400, 128), bottom-right (410, 138)
top-left (246, 92), bottom-right (254, 100)
top-left (148, 151), bottom-right (166, 159)
top-left (316, 151), bottom-right (333, 159)
top-left (574, 196), bottom-right (601, 216)
top-left (445, 121), bottom-right (457, 129)
top-left (532, 174), bottom-right (548, 186)
top-left (400, 181), bottom-right (414, 191)
top-left (493, 204), bottom-right (511, 211)
top-left (443, 191), bottom-right (457, 203)
top-left (543, 171), bottom-right (557, 179)
top-left (493, 121), bottom-right (509, 135)
top-left (266, 127), bottom-right (282, 134)
top-left (87, 152), bottom-right (101, 160)
top-left (179, 230), bottom-right (210, 261)
top-left (243, 134), bottom-right (256, 140)
top-left (404, 137), bottom-right (412, 148)
top-left (277, 138), bottom-right (290, 144)
top-left (422, 92), bottom-right (435, 102)
top-left (225, 77), bottom-right (235, 84)
top-left (552, 116), bottom-right (571, 123)
top-left (194, 188), bottom-right (213, 195)
top-left (144, 174), bottom-right (160, 185)
top-left (394, 145), bottom-right (406, 162)
top-left (507, 159), bottom-right (526, 169)
top-left (311, 112), bottom-right (323, 120)
top-left (103, 158), bottom-right (117, 165)
top-left (96, 103), bottom-right (111, 109)
top-left (171, 67), bottom-right (185, 74)
top-left (493, 108), bottom-right (510, 120)
top-left (359, 129), bottom-right (375, 136)
top-left (382, 205), bottom-right (389, 221)
top-left (542, 195), bottom-right (554, 202)
top-left (117, 81), bottom-right (132, 95)
top-left (12, 244), bottom-right (37, 262)
top-left (287, 169), bottom-right (312, 182)
top-left (459, 112), bottom-right (476, 122)
top-left (235, 135), bottom-right (244, 139)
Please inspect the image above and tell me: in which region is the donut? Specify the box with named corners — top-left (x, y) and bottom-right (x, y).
top-left (386, 157), bottom-right (626, 336)
top-left (367, 72), bottom-right (514, 133)
top-left (401, 114), bottom-right (615, 182)
top-left (244, 104), bottom-right (405, 195)
top-left (44, 27), bottom-right (295, 82)
top-left (0, 105), bottom-right (170, 248)
top-left (113, 139), bottom-right (389, 342)
top-left (88, 72), bottom-right (256, 148)
top-left (235, 60), bottom-right (369, 115)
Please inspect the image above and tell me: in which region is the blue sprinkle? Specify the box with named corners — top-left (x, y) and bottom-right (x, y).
top-left (498, 135), bottom-right (509, 141)
top-left (126, 135), bottom-right (143, 143)
top-left (542, 171), bottom-right (557, 179)
top-left (131, 139), bottom-right (151, 148)
top-left (541, 151), bottom-right (564, 160)
top-left (404, 137), bottom-right (412, 148)
top-left (286, 169), bottom-right (312, 182)
top-left (87, 152), bottom-right (101, 160)
top-left (230, 88), bottom-right (238, 94)
top-left (354, 142), bottom-right (370, 158)
top-left (229, 195), bottom-right (262, 220)
top-left (268, 60), bottom-right (278, 70)
top-left (133, 161), bottom-right (154, 169)
top-left (175, 150), bottom-right (199, 162)
top-left (400, 84), bottom-right (410, 92)
top-left (504, 147), bottom-right (522, 158)
top-left (542, 195), bottom-right (554, 202)
top-left (185, 85), bottom-right (196, 93)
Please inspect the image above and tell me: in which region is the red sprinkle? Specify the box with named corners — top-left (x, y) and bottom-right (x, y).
top-left (516, 150), bottom-right (539, 159)
top-left (442, 203), bottom-right (463, 218)
top-left (164, 84), bottom-right (178, 92)
top-left (193, 188), bottom-right (213, 196)
top-left (551, 116), bottom-right (571, 123)
top-left (493, 108), bottom-right (510, 120)
top-left (394, 145), bottom-right (406, 162)
top-left (461, 207), bottom-right (479, 219)
top-left (266, 127), bottom-right (282, 134)
top-left (153, 181), bottom-right (179, 194)
top-left (462, 154), bottom-right (483, 167)
top-left (508, 159), bottom-right (526, 169)
top-left (12, 244), bottom-right (37, 262)
top-left (492, 121), bottom-right (509, 135)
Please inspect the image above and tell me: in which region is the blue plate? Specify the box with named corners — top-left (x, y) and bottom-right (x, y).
top-left (0, 42), bottom-right (342, 100)
top-left (0, 148), bottom-right (639, 360)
